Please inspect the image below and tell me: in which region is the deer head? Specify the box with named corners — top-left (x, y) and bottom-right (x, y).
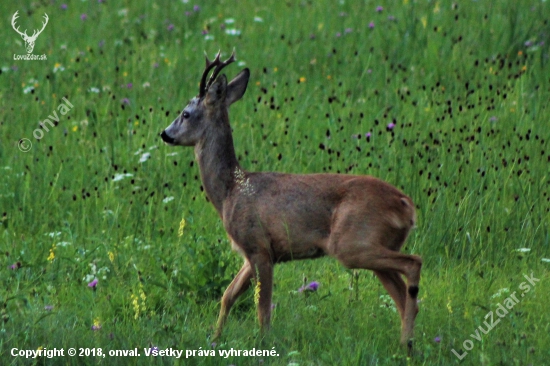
top-left (160, 51), bottom-right (249, 147)
top-left (11, 11), bottom-right (49, 54)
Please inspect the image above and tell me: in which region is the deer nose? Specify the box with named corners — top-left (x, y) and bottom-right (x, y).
top-left (160, 130), bottom-right (175, 144)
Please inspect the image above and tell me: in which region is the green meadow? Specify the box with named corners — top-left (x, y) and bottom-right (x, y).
top-left (1, 0), bottom-right (549, 365)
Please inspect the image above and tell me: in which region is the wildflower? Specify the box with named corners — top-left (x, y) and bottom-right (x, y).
top-left (122, 98), bottom-right (130, 105)
top-left (344, 28), bottom-right (353, 34)
top-left (388, 15), bottom-right (396, 21)
top-left (167, 24), bottom-right (174, 31)
top-left (108, 251), bottom-right (115, 262)
top-left (47, 244), bottom-right (56, 261)
top-left (365, 132), bottom-right (372, 139)
top-left (10, 262), bottom-right (21, 270)
top-left (387, 122), bottom-right (395, 130)
top-left (88, 278), bottom-right (98, 288)
top-left (368, 22), bottom-right (375, 29)
top-left (178, 218), bottom-right (186, 237)
top-left (80, 14), bottom-right (88, 21)
top-left (225, 29), bottom-right (241, 36)
top-left (376, 6), bottom-right (383, 12)
top-left (193, 5), bottom-right (200, 11)
top-left (336, 32), bottom-right (341, 38)
top-left (44, 305), bottom-right (54, 311)
top-left (434, 336), bottom-right (441, 343)
top-left (489, 116), bottom-right (498, 122)
top-left (515, 248), bottom-right (531, 253)
top-left (299, 77), bottom-right (306, 83)
top-left (92, 318), bottom-right (101, 331)
top-left (254, 280), bottom-right (261, 305)
top-left (299, 281), bottom-right (319, 292)
top-left (61, 4), bottom-right (67, 10)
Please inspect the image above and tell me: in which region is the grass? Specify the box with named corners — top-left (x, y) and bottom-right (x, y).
top-left (1, 0), bottom-right (549, 365)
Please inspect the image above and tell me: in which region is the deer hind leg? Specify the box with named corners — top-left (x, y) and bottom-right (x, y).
top-left (248, 253), bottom-right (274, 334)
top-left (333, 240), bottom-right (422, 347)
top-left (214, 261), bottom-right (253, 339)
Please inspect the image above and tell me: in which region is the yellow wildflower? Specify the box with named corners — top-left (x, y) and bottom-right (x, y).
top-left (446, 296), bottom-right (453, 314)
top-left (178, 218), bottom-right (186, 237)
top-left (47, 244), bottom-right (56, 261)
top-left (254, 280), bottom-right (261, 306)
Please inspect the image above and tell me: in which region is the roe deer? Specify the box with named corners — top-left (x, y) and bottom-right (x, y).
top-left (160, 51), bottom-right (422, 349)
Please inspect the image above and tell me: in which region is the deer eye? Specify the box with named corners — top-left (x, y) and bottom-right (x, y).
top-left (182, 111), bottom-right (190, 119)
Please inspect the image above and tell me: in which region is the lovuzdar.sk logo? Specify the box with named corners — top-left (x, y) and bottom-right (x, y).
top-left (12, 10), bottom-right (48, 61)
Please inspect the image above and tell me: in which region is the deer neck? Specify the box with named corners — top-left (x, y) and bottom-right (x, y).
top-left (194, 121), bottom-right (241, 214)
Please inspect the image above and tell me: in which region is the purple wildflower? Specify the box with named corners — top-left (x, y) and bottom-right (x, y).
top-left (368, 22), bottom-right (375, 29)
top-left (211, 342), bottom-right (216, 348)
top-left (387, 122), bottom-right (395, 130)
top-left (167, 24), bottom-right (174, 31)
top-left (185, 11), bottom-right (191, 17)
top-left (336, 32), bottom-right (341, 38)
top-left (122, 98), bottom-right (130, 105)
top-left (489, 116), bottom-right (498, 122)
top-left (201, 29), bottom-right (209, 35)
top-left (61, 4), bottom-right (68, 10)
top-left (10, 262), bottom-right (21, 270)
top-left (376, 6), bottom-right (384, 12)
top-left (88, 278), bottom-right (98, 288)
top-left (193, 5), bottom-right (200, 12)
top-left (365, 132), bottom-right (372, 139)
top-left (91, 324), bottom-right (101, 331)
top-left (344, 28), bottom-right (353, 34)
top-left (434, 336), bottom-right (441, 343)
top-left (44, 305), bottom-right (54, 311)
top-left (388, 15), bottom-right (396, 21)
top-left (299, 281), bottom-right (320, 292)
top-left (127, 83), bottom-right (133, 89)
top-left (80, 14), bottom-right (88, 21)
top-left (153, 62), bottom-right (159, 68)
top-left (98, 40), bottom-right (105, 48)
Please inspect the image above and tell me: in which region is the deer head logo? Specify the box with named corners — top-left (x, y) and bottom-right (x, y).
top-left (11, 11), bottom-right (49, 54)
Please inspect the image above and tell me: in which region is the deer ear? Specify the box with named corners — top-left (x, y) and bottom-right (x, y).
top-left (226, 68), bottom-right (249, 106)
top-left (205, 74), bottom-right (227, 105)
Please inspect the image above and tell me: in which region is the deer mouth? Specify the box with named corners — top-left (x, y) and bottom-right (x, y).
top-left (160, 130), bottom-right (176, 145)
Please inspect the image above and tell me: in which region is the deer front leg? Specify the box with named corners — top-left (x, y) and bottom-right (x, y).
top-left (249, 253), bottom-right (274, 334)
top-left (214, 261), bottom-right (253, 339)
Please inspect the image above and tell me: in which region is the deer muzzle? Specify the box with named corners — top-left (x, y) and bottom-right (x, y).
top-left (160, 130), bottom-right (175, 145)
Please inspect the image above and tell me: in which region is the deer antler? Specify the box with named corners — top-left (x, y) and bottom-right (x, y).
top-left (11, 11), bottom-right (28, 38)
top-left (30, 13), bottom-right (49, 40)
top-left (198, 50), bottom-right (236, 98)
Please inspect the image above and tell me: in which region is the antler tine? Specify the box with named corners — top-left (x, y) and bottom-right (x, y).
top-left (205, 50), bottom-right (236, 90)
top-left (11, 11), bottom-right (27, 37)
top-left (199, 51), bottom-right (222, 98)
